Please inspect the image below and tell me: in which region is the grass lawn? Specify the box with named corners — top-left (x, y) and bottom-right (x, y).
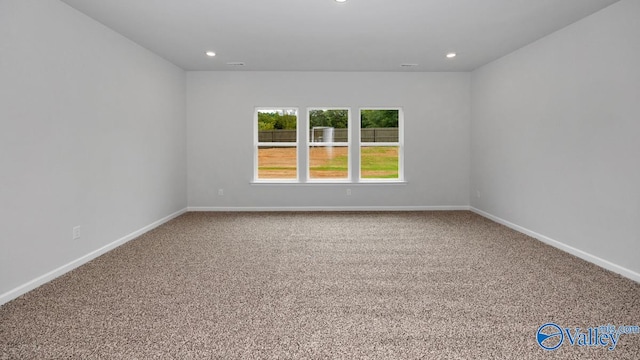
top-left (360, 146), bottom-right (399, 178)
top-left (259, 146), bottom-right (398, 179)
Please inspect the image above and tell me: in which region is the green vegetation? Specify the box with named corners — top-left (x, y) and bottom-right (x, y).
top-left (307, 147), bottom-right (398, 177)
top-left (360, 147), bottom-right (399, 178)
top-left (309, 109), bottom-right (348, 128)
top-left (259, 146), bottom-right (398, 178)
top-left (258, 109), bottom-right (399, 131)
top-left (258, 111), bottom-right (297, 130)
top-left (360, 109), bottom-right (398, 129)
top-left (310, 153), bottom-right (348, 172)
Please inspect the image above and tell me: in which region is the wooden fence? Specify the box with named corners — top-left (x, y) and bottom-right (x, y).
top-left (258, 128), bottom-right (398, 143)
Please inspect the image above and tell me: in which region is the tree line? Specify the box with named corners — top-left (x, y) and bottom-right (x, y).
top-left (258, 109), bottom-right (398, 130)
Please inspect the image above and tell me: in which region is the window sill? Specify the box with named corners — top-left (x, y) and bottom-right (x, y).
top-left (250, 181), bottom-right (407, 186)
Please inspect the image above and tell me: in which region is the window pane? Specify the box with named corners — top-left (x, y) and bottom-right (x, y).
top-left (361, 146), bottom-right (399, 179)
top-left (257, 109), bottom-right (297, 143)
top-left (308, 109), bottom-right (349, 180)
top-left (360, 109), bottom-right (399, 142)
top-left (258, 146), bottom-right (297, 179)
top-left (309, 146), bottom-right (348, 179)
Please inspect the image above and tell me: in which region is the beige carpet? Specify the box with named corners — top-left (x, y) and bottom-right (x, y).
top-left (1, 211), bottom-right (639, 359)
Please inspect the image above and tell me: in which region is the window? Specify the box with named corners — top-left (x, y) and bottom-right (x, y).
top-left (360, 109), bottom-right (403, 180)
top-left (253, 107), bottom-right (403, 183)
top-left (255, 108), bottom-right (298, 181)
top-left (308, 109), bottom-right (350, 180)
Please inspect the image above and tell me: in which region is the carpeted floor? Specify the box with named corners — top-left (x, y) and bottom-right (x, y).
top-left (1, 211), bottom-right (638, 359)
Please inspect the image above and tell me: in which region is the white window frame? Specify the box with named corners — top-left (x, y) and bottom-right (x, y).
top-left (306, 108), bottom-right (352, 183)
top-left (358, 108), bottom-right (404, 182)
top-left (253, 107), bottom-right (299, 183)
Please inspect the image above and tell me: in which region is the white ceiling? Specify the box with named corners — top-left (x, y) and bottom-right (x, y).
top-left (60, 0), bottom-right (619, 72)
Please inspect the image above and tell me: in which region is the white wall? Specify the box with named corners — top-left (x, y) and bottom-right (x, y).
top-left (471, 0), bottom-right (640, 276)
top-left (4, 0), bottom-right (634, 305)
top-left (187, 72), bottom-right (470, 209)
top-left (0, 0), bottom-right (187, 300)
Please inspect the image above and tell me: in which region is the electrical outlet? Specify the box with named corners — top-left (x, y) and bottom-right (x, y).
top-left (476, 190), bottom-right (481, 198)
top-left (346, 188), bottom-right (352, 196)
top-left (218, 189), bottom-right (224, 196)
top-left (72, 226), bottom-right (81, 240)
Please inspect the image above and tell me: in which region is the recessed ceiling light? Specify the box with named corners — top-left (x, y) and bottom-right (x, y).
top-left (446, 52), bottom-right (457, 58)
top-left (205, 51), bottom-right (216, 57)
top-left (335, 0), bottom-right (347, 3)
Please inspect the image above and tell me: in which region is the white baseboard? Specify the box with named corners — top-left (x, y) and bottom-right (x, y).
top-left (470, 207), bottom-right (640, 283)
top-left (0, 208), bottom-right (187, 306)
top-left (11, 206), bottom-right (632, 306)
top-left (188, 205), bottom-right (471, 212)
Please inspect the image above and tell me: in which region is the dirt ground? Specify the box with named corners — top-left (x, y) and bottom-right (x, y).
top-left (258, 147), bottom-right (396, 179)
top-left (257, 147), bottom-right (298, 179)
top-left (258, 147), bottom-right (349, 179)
